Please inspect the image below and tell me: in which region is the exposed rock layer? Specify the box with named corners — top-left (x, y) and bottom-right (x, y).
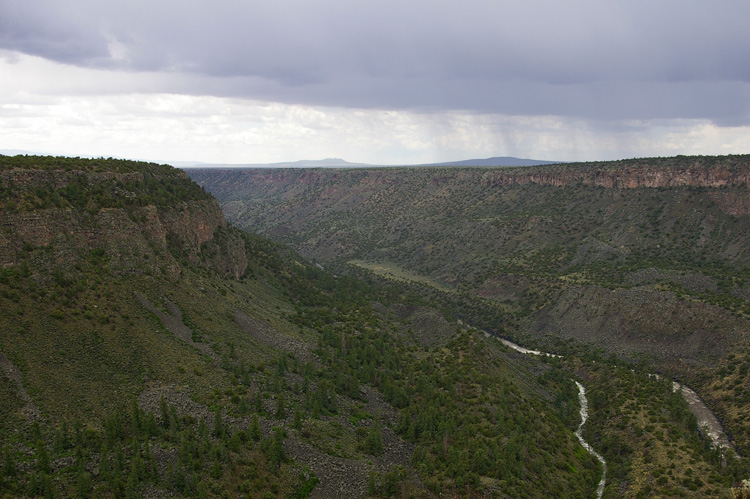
top-left (0, 168), bottom-right (247, 279)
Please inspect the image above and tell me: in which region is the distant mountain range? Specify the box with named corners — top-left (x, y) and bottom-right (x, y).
top-left (179, 156), bottom-right (558, 168)
top-left (417, 156), bottom-right (559, 167)
top-left (182, 158), bottom-right (369, 168)
top-left (0, 148), bottom-right (46, 156)
top-left (1, 150), bottom-right (558, 169)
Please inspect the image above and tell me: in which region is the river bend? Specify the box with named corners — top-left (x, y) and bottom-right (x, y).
top-left (490, 333), bottom-right (739, 497)
top-left (492, 334), bottom-right (606, 497)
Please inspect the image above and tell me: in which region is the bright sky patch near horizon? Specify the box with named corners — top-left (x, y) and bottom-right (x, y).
top-left (1, 0), bottom-right (749, 165)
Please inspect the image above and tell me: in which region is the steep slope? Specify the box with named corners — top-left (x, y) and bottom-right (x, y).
top-left (189, 157), bottom-right (750, 362)
top-left (189, 155), bottom-right (750, 455)
top-left (0, 155), bottom-right (618, 498)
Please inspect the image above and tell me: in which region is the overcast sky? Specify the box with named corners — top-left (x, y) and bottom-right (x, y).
top-left (1, 0), bottom-right (749, 165)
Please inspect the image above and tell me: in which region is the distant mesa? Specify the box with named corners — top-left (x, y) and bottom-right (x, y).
top-left (181, 158), bottom-right (369, 169)
top-left (416, 156), bottom-right (559, 167)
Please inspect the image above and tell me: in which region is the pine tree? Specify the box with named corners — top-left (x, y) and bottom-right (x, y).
top-left (35, 442), bottom-right (51, 474)
top-left (275, 392), bottom-right (287, 419)
top-left (160, 396), bottom-right (169, 429)
top-left (367, 471), bottom-right (378, 496)
top-left (293, 406), bottom-right (303, 430)
top-left (131, 397), bottom-right (142, 436)
top-left (2, 446), bottom-right (16, 477)
top-left (364, 419), bottom-right (384, 456)
top-left (249, 414), bottom-right (261, 441)
top-left (213, 409), bottom-right (223, 438)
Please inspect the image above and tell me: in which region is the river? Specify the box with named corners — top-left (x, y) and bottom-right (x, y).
top-left (491, 334), bottom-right (606, 497)
top-left (672, 382), bottom-right (734, 454)
top-left (491, 333), bottom-right (737, 497)
top-left (575, 381), bottom-right (607, 499)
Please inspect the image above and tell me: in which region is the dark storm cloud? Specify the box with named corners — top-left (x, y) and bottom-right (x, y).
top-left (2, 0), bottom-right (750, 124)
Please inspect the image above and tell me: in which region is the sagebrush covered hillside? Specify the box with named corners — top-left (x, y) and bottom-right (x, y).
top-left (188, 155), bottom-right (750, 496)
top-left (0, 155), bottom-right (615, 498)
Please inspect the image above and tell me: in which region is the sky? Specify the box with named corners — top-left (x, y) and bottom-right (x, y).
top-left (1, 0), bottom-right (750, 165)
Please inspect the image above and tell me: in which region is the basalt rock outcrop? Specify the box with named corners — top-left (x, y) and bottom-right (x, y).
top-left (480, 158), bottom-right (750, 190)
top-left (191, 155), bottom-right (750, 219)
top-left (0, 157), bottom-right (247, 280)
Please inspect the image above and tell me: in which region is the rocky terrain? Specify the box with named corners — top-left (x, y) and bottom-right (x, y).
top-left (190, 154), bottom-right (750, 478)
top-left (189, 155), bottom-right (750, 367)
top-left (1, 155), bottom-right (613, 498)
top-left (0, 154), bottom-right (746, 498)
top-left (480, 156), bottom-right (750, 191)
top-left (0, 163), bottom-right (247, 281)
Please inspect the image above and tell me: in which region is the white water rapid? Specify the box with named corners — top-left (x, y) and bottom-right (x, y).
top-left (575, 381), bottom-right (607, 499)
top-left (673, 381), bottom-right (734, 454)
top-left (489, 333), bottom-right (606, 496)
top-left (491, 333), bottom-right (739, 496)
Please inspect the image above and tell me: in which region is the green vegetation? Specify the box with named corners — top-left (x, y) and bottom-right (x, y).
top-left (0, 154), bottom-right (634, 497)
top-left (348, 259), bottom-right (455, 293)
top-left (0, 155), bottom-right (212, 214)
top-left (190, 154), bottom-right (750, 496)
top-left (569, 356), bottom-right (748, 497)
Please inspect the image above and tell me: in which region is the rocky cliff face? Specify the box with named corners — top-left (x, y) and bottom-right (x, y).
top-left (193, 155), bottom-right (750, 193)
top-left (189, 154), bottom-right (750, 372)
top-left (0, 168), bottom-right (143, 189)
top-left (0, 161), bottom-right (247, 280)
top-left (191, 156), bottom-right (750, 221)
top-left (478, 158), bottom-right (750, 216)
top-left (480, 163), bottom-right (750, 190)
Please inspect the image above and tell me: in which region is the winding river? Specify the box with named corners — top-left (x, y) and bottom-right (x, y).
top-left (492, 333), bottom-right (736, 498)
top-left (493, 334), bottom-right (606, 497)
top-left (575, 381), bottom-right (607, 499)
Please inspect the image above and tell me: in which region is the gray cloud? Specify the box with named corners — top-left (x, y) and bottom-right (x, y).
top-left (2, 0), bottom-right (750, 124)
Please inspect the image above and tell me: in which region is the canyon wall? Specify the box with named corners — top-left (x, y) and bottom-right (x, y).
top-left (0, 166), bottom-right (247, 280)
